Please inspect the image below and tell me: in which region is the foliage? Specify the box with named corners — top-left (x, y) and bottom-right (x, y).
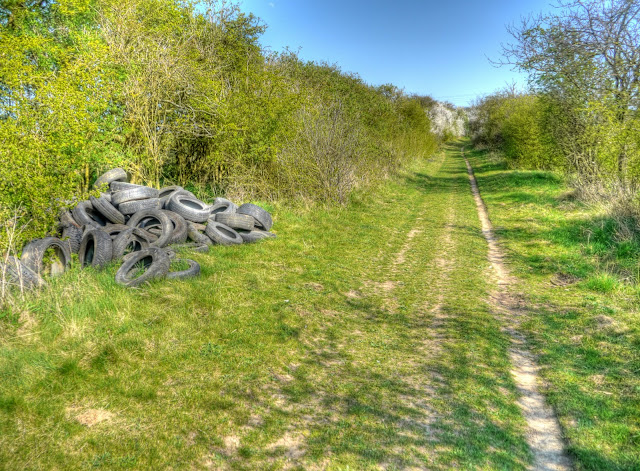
top-left (475, 0), bottom-right (640, 220)
top-left (507, 1), bottom-right (640, 179)
top-left (0, 0), bottom-right (439, 251)
top-left (0, 0), bottom-right (121, 248)
top-left (469, 91), bottom-right (562, 170)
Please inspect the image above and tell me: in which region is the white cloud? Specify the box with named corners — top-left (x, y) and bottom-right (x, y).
top-left (268, 2), bottom-right (275, 7)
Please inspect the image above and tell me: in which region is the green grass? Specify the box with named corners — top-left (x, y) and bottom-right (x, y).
top-left (0, 147), bottom-right (533, 470)
top-left (1, 142), bottom-right (638, 469)
top-left (467, 143), bottom-right (640, 471)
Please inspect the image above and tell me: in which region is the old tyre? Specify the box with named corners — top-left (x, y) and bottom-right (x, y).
top-left (167, 259), bottom-right (200, 280)
top-left (168, 194), bottom-right (210, 222)
top-left (21, 237), bottom-right (71, 277)
top-left (186, 222), bottom-right (212, 246)
top-left (126, 210), bottom-right (173, 248)
top-left (214, 213), bottom-right (254, 231)
top-left (111, 186), bottom-right (159, 205)
top-left (72, 200), bottom-right (108, 227)
top-left (237, 203), bottom-right (273, 231)
top-left (163, 248), bottom-right (177, 260)
top-left (159, 186), bottom-right (184, 207)
top-left (137, 229), bottom-right (158, 244)
top-left (111, 228), bottom-right (150, 260)
top-left (162, 210), bottom-right (188, 244)
top-left (237, 229), bottom-right (277, 243)
top-left (94, 168), bottom-right (127, 190)
top-left (170, 242), bottom-right (210, 253)
top-left (118, 198), bottom-right (162, 215)
top-left (205, 221), bottom-right (243, 246)
top-left (78, 229), bottom-right (113, 269)
top-left (210, 201), bottom-right (237, 215)
top-left (62, 224), bottom-right (83, 254)
top-left (0, 256), bottom-right (45, 289)
top-left (110, 181), bottom-right (144, 192)
top-left (103, 224), bottom-right (131, 239)
top-left (59, 208), bottom-right (79, 228)
top-left (159, 185), bottom-right (183, 199)
top-left (214, 197), bottom-right (234, 206)
top-left (145, 226), bottom-right (162, 237)
top-left (115, 248), bottom-right (170, 287)
top-left (163, 189), bottom-right (196, 209)
top-left (90, 195), bottom-right (126, 225)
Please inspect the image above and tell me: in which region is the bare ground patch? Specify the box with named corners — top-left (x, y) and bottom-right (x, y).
top-left (67, 407), bottom-right (114, 427)
top-left (394, 225), bottom-right (423, 267)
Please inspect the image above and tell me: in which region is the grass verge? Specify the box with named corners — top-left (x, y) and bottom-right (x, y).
top-left (466, 143), bottom-right (640, 471)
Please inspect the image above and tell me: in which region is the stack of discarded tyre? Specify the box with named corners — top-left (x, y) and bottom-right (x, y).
top-left (4, 168), bottom-right (275, 289)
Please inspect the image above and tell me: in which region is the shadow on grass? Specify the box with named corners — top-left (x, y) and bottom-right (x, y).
top-left (253, 297), bottom-right (532, 470)
top-left (462, 149), bottom-right (640, 280)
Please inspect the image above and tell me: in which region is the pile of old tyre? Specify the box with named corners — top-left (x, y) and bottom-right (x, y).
top-left (3, 168), bottom-right (275, 289)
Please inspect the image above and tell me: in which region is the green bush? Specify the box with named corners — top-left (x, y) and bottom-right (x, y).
top-left (0, 0), bottom-right (438, 251)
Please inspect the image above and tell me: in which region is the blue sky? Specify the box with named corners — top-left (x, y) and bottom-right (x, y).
top-left (238, 0), bottom-right (555, 107)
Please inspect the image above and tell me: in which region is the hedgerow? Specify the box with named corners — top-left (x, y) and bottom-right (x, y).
top-left (0, 0), bottom-right (439, 250)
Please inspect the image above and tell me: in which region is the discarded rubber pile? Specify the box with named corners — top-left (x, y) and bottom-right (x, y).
top-left (4, 168), bottom-right (276, 289)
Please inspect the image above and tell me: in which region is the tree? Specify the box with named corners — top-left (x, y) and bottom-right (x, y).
top-left (498, 0), bottom-right (640, 181)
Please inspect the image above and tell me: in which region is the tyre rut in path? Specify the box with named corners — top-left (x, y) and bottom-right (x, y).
top-left (463, 150), bottom-right (572, 471)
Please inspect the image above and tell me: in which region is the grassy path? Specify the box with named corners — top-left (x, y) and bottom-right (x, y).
top-left (5, 141), bottom-right (630, 469)
top-left (464, 150), bottom-right (570, 470)
top-left (0, 144), bottom-right (531, 469)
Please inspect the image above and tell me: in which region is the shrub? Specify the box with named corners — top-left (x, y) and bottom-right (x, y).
top-left (0, 0), bottom-right (439, 250)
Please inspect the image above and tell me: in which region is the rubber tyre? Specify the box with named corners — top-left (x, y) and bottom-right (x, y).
top-left (126, 210), bottom-right (173, 248)
top-left (94, 168), bottom-right (127, 190)
top-left (170, 242), bottom-right (210, 253)
top-left (58, 208), bottom-right (79, 228)
top-left (90, 195), bottom-right (126, 225)
top-left (110, 181), bottom-right (144, 192)
top-left (112, 228), bottom-right (150, 260)
top-left (145, 226), bottom-right (163, 237)
top-left (214, 197), bottom-right (234, 206)
top-left (187, 222), bottom-right (212, 246)
top-left (205, 222), bottom-right (243, 246)
top-left (112, 186), bottom-right (159, 205)
top-left (168, 194), bottom-right (210, 223)
top-left (162, 210), bottom-right (188, 244)
top-left (78, 229), bottom-right (113, 269)
top-left (133, 228), bottom-right (158, 244)
top-left (72, 200), bottom-right (108, 227)
top-left (0, 256), bottom-right (45, 289)
top-left (115, 248), bottom-right (170, 287)
top-left (237, 203), bottom-right (273, 231)
top-left (214, 213), bottom-right (255, 231)
top-left (118, 198), bottom-right (162, 215)
top-left (237, 229), bottom-right (277, 243)
top-left (159, 186), bottom-right (184, 207)
top-left (20, 237), bottom-right (71, 277)
top-left (167, 259), bottom-right (200, 280)
top-left (209, 201), bottom-right (237, 216)
top-left (163, 189), bottom-right (196, 209)
top-left (103, 224), bottom-right (131, 239)
top-left (62, 224), bottom-right (83, 254)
